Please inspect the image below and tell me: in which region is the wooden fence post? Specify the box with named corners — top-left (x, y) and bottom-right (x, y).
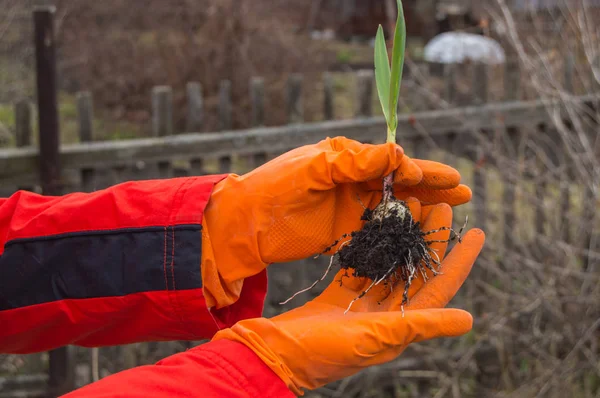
top-left (219, 155), bottom-right (232, 174)
top-left (250, 77), bottom-right (265, 127)
top-left (471, 63), bottom-right (489, 233)
top-left (533, 123), bottom-right (548, 238)
top-left (287, 74), bottom-right (304, 123)
top-left (74, 91), bottom-right (100, 380)
top-left (34, 5), bottom-right (76, 396)
top-left (442, 64), bottom-right (457, 164)
top-left (14, 100), bottom-right (35, 191)
top-left (355, 69), bottom-right (373, 118)
top-left (186, 82), bottom-right (203, 132)
top-left (470, 62), bottom-right (499, 395)
top-left (186, 82), bottom-right (204, 175)
top-left (218, 80), bottom-right (233, 169)
top-left (75, 92), bottom-right (93, 141)
top-left (580, 101), bottom-right (598, 276)
top-left (444, 63), bottom-right (456, 106)
top-left (219, 80), bottom-right (232, 130)
top-left (557, 55), bottom-right (575, 242)
top-left (76, 91), bottom-right (93, 142)
top-left (505, 59), bottom-right (521, 102)
top-left (152, 86), bottom-right (173, 137)
top-left (189, 158), bottom-right (205, 176)
top-left (34, 5), bottom-right (62, 196)
top-left (15, 100), bottom-right (34, 192)
top-left (15, 99), bottom-right (32, 147)
top-left (323, 72), bottom-right (334, 120)
top-left (77, 91), bottom-right (96, 192)
top-left (564, 54), bottom-right (575, 94)
top-left (473, 62), bottom-right (489, 106)
top-left (152, 86), bottom-right (173, 178)
top-left (502, 60), bottom-right (520, 250)
top-left (582, 61), bottom-right (599, 275)
top-left (250, 77), bottom-right (267, 169)
top-left (494, 59), bottom-right (524, 393)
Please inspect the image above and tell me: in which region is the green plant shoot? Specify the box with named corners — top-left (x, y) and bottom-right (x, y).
top-left (374, 25), bottom-right (391, 127)
top-left (374, 0), bottom-right (406, 144)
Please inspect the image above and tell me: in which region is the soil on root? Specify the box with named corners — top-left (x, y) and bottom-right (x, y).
top-left (338, 205), bottom-right (431, 282)
top-left (280, 196), bottom-right (463, 312)
top-left (336, 200), bottom-right (442, 309)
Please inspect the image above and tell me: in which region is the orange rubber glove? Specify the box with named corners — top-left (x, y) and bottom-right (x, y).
top-left (202, 136), bottom-right (472, 309)
top-left (212, 201), bottom-right (485, 395)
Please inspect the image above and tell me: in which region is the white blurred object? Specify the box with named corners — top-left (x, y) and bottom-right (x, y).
top-left (424, 32), bottom-right (506, 64)
top-left (310, 29), bottom-right (335, 41)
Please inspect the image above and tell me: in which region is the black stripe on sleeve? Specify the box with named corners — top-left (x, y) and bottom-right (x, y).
top-left (0, 225), bottom-right (202, 310)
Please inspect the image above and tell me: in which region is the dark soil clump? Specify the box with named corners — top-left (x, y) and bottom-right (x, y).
top-left (337, 205), bottom-right (430, 282)
top-left (280, 195), bottom-right (463, 311)
top-left (336, 198), bottom-right (442, 308)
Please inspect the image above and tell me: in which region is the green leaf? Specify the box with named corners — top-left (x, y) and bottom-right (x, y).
top-left (388, 0), bottom-right (406, 134)
top-left (374, 25), bottom-right (391, 127)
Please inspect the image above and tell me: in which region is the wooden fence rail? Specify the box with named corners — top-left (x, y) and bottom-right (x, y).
top-left (0, 95), bottom-right (587, 187)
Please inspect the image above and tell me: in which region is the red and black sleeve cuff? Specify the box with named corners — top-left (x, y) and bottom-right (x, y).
top-left (0, 176), bottom-right (268, 354)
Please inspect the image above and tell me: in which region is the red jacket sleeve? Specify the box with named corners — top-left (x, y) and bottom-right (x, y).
top-left (61, 339), bottom-right (294, 398)
top-left (0, 176), bottom-right (268, 354)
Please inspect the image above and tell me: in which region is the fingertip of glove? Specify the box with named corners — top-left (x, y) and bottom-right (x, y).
top-left (404, 197), bottom-right (421, 221)
top-left (427, 201), bottom-right (452, 214)
top-left (421, 203), bottom-right (452, 231)
top-left (395, 184), bottom-right (472, 207)
top-left (393, 308), bottom-right (474, 343)
top-left (386, 142), bottom-right (405, 167)
top-left (466, 228), bottom-right (485, 237)
top-left (426, 308), bottom-right (474, 336)
top-left (433, 184), bottom-right (473, 206)
top-left (393, 144), bottom-right (404, 159)
top-left (393, 156), bottom-right (423, 186)
top-left (462, 228), bottom-right (486, 246)
top-left (375, 142), bottom-right (405, 176)
top-left (368, 142), bottom-right (406, 181)
top-left (412, 159), bottom-right (462, 189)
top-left (459, 184), bottom-right (473, 203)
top-left (442, 309), bottom-right (474, 336)
top-left (407, 202), bottom-right (451, 225)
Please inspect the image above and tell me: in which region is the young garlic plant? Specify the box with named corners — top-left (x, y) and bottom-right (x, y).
top-left (281, 1), bottom-right (465, 314)
top-left (372, 0), bottom-right (407, 221)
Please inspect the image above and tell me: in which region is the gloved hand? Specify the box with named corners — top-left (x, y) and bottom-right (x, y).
top-left (202, 136), bottom-right (472, 309)
top-left (211, 201), bottom-right (485, 395)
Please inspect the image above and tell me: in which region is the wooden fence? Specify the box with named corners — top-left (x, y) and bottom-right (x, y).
top-left (1, 54), bottom-right (599, 396)
top-left (1, 61), bottom-right (590, 188)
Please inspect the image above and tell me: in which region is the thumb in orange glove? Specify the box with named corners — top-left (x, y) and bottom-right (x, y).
top-left (201, 136), bottom-right (472, 310)
top-left (211, 201), bottom-right (485, 395)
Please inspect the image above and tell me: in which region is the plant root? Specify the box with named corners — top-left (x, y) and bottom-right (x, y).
top-left (280, 195), bottom-right (466, 313)
top-left (280, 241), bottom-right (350, 305)
top-left (344, 263), bottom-right (396, 314)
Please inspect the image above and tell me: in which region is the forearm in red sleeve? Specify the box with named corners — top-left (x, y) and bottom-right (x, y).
top-left (0, 176), bottom-right (268, 354)
top-left (60, 339), bottom-right (294, 398)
